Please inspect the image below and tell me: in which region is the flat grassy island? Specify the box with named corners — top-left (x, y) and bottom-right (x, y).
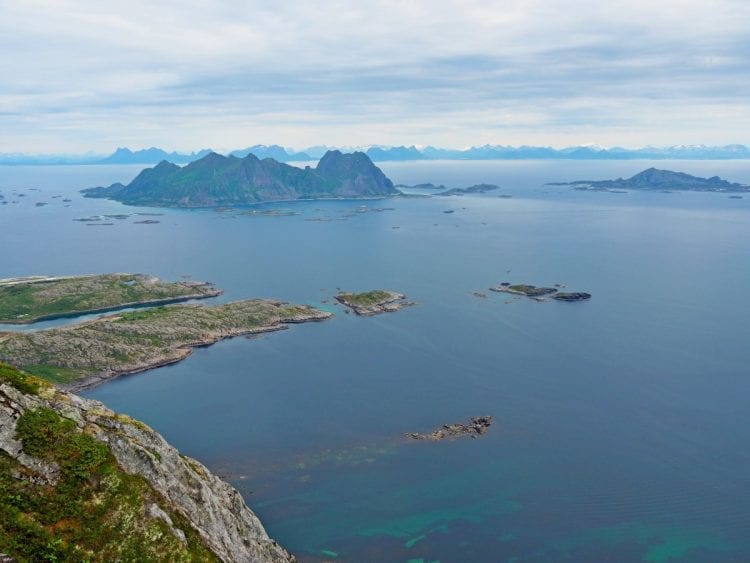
top-left (335, 290), bottom-right (413, 316)
top-left (0, 300), bottom-right (331, 390)
top-left (0, 273), bottom-right (222, 324)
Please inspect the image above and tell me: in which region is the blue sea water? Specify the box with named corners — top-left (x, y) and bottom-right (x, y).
top-left (2, 160), bottom-right (750, 561)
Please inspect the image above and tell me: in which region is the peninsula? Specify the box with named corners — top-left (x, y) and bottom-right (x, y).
top-left (335, 290), bottom-right (413, 316)
top-left (0, 300), bottom-right (331, 390)
top-left (81, 150), bottom-right (399, 207)
top-left (0, 362), bottom-right (293, 561)
top-left (551, 168), bottom-right (750, 192)
top-left (0, 274), bottom-right (221, 324)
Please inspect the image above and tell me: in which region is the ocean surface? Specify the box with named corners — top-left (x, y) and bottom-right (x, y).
top-left (2, 160), bottom-right (750, 561)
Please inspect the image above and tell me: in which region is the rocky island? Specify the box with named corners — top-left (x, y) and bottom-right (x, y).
top-left (551, 168), bottom-right (750, 192)
top-left (491, 283), bottom-right (591, 302)
top-left (0, 362), bottom-right (293, 561)
top-left (0, 300), bottom-right (331, 390)
top-left (435, 183), bottom-right (500, 196)
top-left (406, 416), bottom-right (493, 441)
top-left (81, 150), bottom-right (399, 207)
top-left (335, 290), bottom-right (413, 316)
top-left (0, 274), bottom-right (221, 324)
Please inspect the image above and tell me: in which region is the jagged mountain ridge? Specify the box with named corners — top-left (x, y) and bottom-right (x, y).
top-left (82, 150), bottom-right (398, 207)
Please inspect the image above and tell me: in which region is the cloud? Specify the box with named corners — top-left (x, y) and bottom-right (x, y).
top-left (1, 0), bottom-right (749, 151)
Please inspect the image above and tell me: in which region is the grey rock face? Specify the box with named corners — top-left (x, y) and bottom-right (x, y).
top-left (0, 382), bottom-right (294, 562)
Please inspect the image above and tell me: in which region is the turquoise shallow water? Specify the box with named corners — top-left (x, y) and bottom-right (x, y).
top-left (2, 160), bottom-right (750, 561)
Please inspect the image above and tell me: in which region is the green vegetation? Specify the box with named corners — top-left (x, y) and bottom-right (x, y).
top-left (507, 284), bottom-right (558, 297)
top-left (0, 273), bottom-right (221, 324)
top-left (0, 299), bottom-right (330, 387)
top-left (0, 362), bottom-right (46, 395)
top-left (21, 364), bottom-right (83, 385)
top-left (0, 402), bottom-right (217, 561)
top-left (336, 290), bottom-right (394, 307)
top-left (81, 150), bottom-right (398, 207)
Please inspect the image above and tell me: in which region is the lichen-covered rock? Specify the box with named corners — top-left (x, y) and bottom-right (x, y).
top-left (0, 365), bottom-right (294, 562)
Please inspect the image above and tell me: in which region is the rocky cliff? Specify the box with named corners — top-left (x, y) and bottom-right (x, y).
top-left (0, 362), bottom-right (293, 562)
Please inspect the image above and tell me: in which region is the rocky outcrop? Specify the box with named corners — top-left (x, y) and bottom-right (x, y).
top-left (335, 290), bottom-right (414, 316)
top-left (0, 367), bottom-right (294, 562)
top-left (406, 416), bottom-right (493, 441)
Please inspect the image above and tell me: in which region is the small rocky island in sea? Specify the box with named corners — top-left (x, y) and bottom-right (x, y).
top-left (81, 150), bottom-right (399, 207)
top-left (435, 183), bottom-right (500, 196)
top-left (550, 168), bottom-right (750, 192)
top-left (490, 283), bottom-right (591, 302)
top-left (396, 182), bottom-right (501, 196)
top-left (0, 273), bottom-right (222, 324)
top-left (335, 290), bottom-right (414, 316)
top-left (406, 416), bottom-right (493, 441)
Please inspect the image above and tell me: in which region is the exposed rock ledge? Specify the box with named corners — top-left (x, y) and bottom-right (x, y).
top-left (335, 290), bottom-right (414, 316)
top-left (0, 371), bottom-right (294, 562)
top-left (406, 416), bottom-right (493, 441)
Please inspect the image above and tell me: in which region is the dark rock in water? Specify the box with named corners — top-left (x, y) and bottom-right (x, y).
top-left (81, 150), bottom-right (398, 207)
top-left (729, 195), bottom-right (743, 199)
top-left (551, 292), bottom-right (591, 302)
top-left (443, 209), bottom-right (455, 214)
top-left (134, 219), bottom-right (160, 224)
top-left (407, 416), bottom-right (493, 441)
top-left (35, 202), bottom-right (47, 207)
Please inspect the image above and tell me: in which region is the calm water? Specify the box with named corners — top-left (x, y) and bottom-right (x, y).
top-left (2, 160), bottom-right (750, 561)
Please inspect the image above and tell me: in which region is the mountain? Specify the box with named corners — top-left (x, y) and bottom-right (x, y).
top-left (0, 362), bottom-right (291, 561)
top-left (82, 150), bottom-right (399, 207)
top-left (97, 147), bottom-right (212, 165)
top-left (366, 146), bottom-right (427, 161)
top-left (230, 144), bottom-right (312, 162)
top-left (556, 168), bottom-right (750, 192)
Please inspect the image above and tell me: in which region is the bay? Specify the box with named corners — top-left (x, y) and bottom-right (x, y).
top-left (2, 160), bottom-right (750, 561)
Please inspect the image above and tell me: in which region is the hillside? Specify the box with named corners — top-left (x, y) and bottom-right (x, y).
top-left (82, 150), bottom-right (398, 207)
top-left (0, 362), bottom-right (293, 562)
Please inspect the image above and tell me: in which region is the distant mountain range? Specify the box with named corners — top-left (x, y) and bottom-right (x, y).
top-left (553, 168), bottom-right (750, 192)
top-left (81, 150), bottom-right (398, 207)
top-left (2, 144), bottom-right (750, 165)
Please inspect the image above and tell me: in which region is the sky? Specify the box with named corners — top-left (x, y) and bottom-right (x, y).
top-left (2, 0), bottom-right (750, 153)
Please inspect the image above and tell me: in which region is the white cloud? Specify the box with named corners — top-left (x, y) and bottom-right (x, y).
top-left (1, 0), bottom-right (749, 151)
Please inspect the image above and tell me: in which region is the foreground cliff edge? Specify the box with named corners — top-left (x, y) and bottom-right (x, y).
top-left (0, 362), bottom-right (293, 561)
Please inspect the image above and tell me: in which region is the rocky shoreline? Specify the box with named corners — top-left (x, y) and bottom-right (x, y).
top-left (335, 290), bottom-right (414, 316)
top-left (406, 416), bottom-right (493, 441)
top-left (490, 283), bottom-right (591, 302)
top-left (0, 300), bottom-right (333, 391)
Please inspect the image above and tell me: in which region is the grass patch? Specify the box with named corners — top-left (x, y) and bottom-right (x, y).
top-left (0, 362), bottom-right (45, 395)
top-left (22, 364), bottom-right (84, 385)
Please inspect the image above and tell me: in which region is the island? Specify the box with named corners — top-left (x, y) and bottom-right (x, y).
top-left (81, 150), bottom-right (399, 207)
top-left (551, 168), bottom-right (750, 192)
top-left (0, 300), bottom-right (332, 390)
top-left (335, 290), bottom-right (413, 316)
top-left (0, 273), bottom-right (221, 324)
top-left (490, 283), bottom-right (591, 302)
top-left (0, 362), bottom-right (293, 561)
top-left (406, 416), bottom-right (493, 441)
top-left (435, 183), bottom-right (500, 196)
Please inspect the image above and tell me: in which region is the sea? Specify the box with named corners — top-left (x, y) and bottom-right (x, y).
top-left (2, 159), bottom-right (750, 562)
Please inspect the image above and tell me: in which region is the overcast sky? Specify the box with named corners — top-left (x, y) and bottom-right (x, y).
top-left (2, 0), bottom-right (749, 153)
